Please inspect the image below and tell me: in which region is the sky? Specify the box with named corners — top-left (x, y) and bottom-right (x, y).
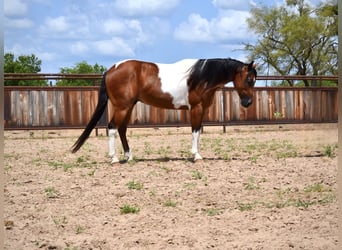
top-left (4, 0), bottom-right (320, 74)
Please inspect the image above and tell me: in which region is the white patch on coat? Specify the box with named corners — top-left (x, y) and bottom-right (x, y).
top-left (115, 58), bottom-right (197, 109)
top-left (156, 59), bottom-right (197, 109)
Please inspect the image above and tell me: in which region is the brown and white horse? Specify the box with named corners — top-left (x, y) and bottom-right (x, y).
top-left (71, 58), bottom-right (257, 163)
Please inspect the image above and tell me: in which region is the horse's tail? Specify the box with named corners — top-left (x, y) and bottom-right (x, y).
top-left (71, 71), bottom-right (108, 153)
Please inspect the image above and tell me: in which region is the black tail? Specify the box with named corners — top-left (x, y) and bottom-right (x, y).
top-left (71, 72), bottom-right (108, 153)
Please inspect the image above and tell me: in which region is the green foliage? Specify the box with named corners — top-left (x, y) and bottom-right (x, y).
top-left (44, 187), bottom-right (59, 198)
top-left (163, 199), bottom-right (178, 207)
top-left (4, 53), bottom-right (48, 86)
top-left (245, 0), bottom-right (337, 86)
top-left (56, 61), bottom-right (106, 86)
top-left (127, 180), bottom-right (144, 190)
top-left (120, 204), bottom-right (140, 214)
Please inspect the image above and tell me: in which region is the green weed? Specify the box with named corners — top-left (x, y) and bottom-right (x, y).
top-left (191, 169), bottom-right (204, 180)
top-left (237, 202), bottom-right (255, 211)
top-left (75, 225), bottom-right (84, 234)
top-left (120, 204), bottom-right (140, 214)
top-left (205, 208), bottom-right (223, 216)
top-left (164, 199), bottom-right (178, 207)
top-left (127, 180), bottom-right (143, 190)
top-left (45, 187), bottom-right (58, 198)
top-left (244, 176), bottom-right (260, 190)
top-left (323, 144), bottom-right (336, 158)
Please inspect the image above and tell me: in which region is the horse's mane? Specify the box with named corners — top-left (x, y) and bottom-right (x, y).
top-left (187, 58), bottom-right (244, 90)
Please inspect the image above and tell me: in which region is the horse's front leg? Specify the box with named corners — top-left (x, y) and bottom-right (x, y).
top-left (191, 129), bottom-right (202, 161)
top-left (190, 104), bottom-right (204, 161)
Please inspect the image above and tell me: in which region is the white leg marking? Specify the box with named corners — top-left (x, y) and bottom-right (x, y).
top-left (108, 129), bottom-right (119, 163)
top-left (191, 130), bottom-right (203, 161)
top-left (124, 149), bottom-right (133, 161)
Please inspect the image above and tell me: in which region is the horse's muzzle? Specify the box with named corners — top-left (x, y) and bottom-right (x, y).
top-left (240, 97), bottom-right (253, 108)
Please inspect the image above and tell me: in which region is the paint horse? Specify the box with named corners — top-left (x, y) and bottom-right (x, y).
top-left (71, 58), bottom-right (257, 163)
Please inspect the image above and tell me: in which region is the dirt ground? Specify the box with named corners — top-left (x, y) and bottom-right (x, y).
top-left (4, 124), bottom-right (338, 249)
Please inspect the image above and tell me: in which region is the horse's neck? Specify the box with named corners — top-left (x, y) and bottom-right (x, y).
top-left (189, 82), bottom-right (225, 108)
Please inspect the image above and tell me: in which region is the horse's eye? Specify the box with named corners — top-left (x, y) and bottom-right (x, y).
top-left (247, 76), bottom-right (255, 86)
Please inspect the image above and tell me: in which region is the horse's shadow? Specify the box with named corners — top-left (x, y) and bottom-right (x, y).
top-left (116, 156), bottom-right (228, 164)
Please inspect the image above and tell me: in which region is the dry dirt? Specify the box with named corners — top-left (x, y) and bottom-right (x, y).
top-left (4, 124), bottom-right (338, 249)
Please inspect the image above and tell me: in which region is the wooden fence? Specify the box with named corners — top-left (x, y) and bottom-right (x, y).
top-left (4, 85), bottom-right (338, 130)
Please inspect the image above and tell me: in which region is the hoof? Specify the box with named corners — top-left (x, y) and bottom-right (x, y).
top-left (193, 153), bottom-right (203, 163)
top-left (124, 151), bottom-right (133, 162)
top-left (110, 156), bottom-right (120, 164)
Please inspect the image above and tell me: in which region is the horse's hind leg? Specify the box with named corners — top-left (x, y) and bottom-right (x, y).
top-left (118, 125), bottom-right (133, 161)
top-left (119, 105), bottom-right (135, 161)
top-left (108, 106), bottom-right (135, 163)
top-left (108, 122), bottom-right (119, 163)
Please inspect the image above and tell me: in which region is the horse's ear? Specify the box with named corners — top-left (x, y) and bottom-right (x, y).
top-left (248, 61), bottom-right (255, 69)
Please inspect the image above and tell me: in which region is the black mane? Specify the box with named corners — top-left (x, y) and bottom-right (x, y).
top-left (187, 58), bottom-right (245, 90)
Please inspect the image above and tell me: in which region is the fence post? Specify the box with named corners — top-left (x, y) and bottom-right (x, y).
top-left (222, 88), bottom-right (227, 133)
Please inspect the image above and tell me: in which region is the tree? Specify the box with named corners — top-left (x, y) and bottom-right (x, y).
top-left (244, 0), bottom-right (337, 86)
top-left (4, 53), bottom-right (48, 86)
top-left (56, 61), bottom-right (107, 86)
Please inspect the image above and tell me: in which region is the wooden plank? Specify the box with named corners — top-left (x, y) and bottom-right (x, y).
top-left (223, 90), bottom-right (231, 122)
top-left (268, 90), bottom-right (275, 120)
top-left (285, 90), bottom-right (294, 119)
top-left (261, 90), bottom-right (269, 119)
top-left (230, 91), bottom-right (240, 121)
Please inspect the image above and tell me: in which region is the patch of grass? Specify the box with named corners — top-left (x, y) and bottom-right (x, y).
top-left (318, 193), bottom-right (336, 204)
top-left (48, 160), bottom-right (73, 171)
top-left (144, 142), bottom-right (153, 155)
top-left (244, 176), bottom-right (260, 190)
top-left (127, 180), bottom-right (143, 190)
top-left (249, 155), bottom-right (258, 163)
top-left (202, 137), bottom-right (300, 161)
top-left (76, 156), bottom-right (86, 163)
top-left (191, 169), bottom-right (204, 180)
top-left (323, 144), bottom-right (337, 158)
top-left (45, 187), bottom-right (59, 198)
top-left (75, 225), bottom-right (84, 234)
top-left (52, 216), bottom-right (67, 227)
top-left (65, 247), bottom-right (78, 250)
top-left (178, 149), bottom-right (192, 158)
top-left (205, 208), bottom-right (223, 216)
top-left (275, 184), bottom-right (335, 209)
top-left (238, 182), bottom-right (336, 211)
top-left (48, 157), bottom-right (96, 172)
top-left (164, 199), bottom-right (178, 207)
top-left (149, 190), bottom-right (156, 196)
top-left (157, 145), bottom-right (172, 159)
top-left (274, 111), bottom-right (283, 119)
top-left (31, 158), bottom-right (42, 167)
top-left (292, 199), bottom-right (312, 208)
top-left (62, 163), bottom-right (74, 171)
top-left (183, 182), bottom-right (197, 190)
top-left (237, 202), bottom-right (255, 211)
top-left (88, 169), bottom-right (96, 176)
top-left (120, 204), bottom-right (140, 214)
top-left (222, 153), bottom-right (231, 161)
top-left (127, 157), bottom-right (138, 166)
top-left (304, 183), bottom-right (325, 193)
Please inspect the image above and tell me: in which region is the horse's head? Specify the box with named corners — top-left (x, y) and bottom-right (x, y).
top-left (233, 61), bottom-right (257, 108)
